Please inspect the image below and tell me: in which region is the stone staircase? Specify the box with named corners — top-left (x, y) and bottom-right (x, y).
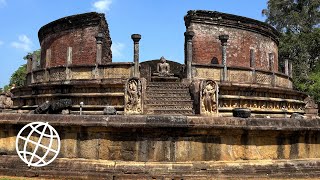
top-left (144, 82), bottom-right (194, 115)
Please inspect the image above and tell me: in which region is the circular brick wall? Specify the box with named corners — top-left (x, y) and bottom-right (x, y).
top-left (38, 12), bottom-right (112, 68)
top-left (185, 10), bottom-right (280, 72)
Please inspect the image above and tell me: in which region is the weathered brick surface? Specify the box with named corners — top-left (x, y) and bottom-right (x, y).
top-left (38, 12), bottom-right (112, 68)
top-left (185, 10), bottom-right (279, 72)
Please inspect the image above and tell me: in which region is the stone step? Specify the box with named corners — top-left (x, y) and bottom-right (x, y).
top-left (146, 88), bottom-right (190, 93)
top-left (147, 83), bottom-right (189, 88)
top-left (146, 109), bottom-right (193, 115)
top-left (144, 100), bottom-right (193, 105)
top-left (146, 92), bottom-right (190, 97)
top-left (146, 96), bottom-right (192, 101)
top-left (146, 104), bottom-right (193, 110)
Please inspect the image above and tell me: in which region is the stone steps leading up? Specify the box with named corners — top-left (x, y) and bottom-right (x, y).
top-left (146, 109), bottom-right (194, 115)
top-left (144, 82), bottom-right (194, 115)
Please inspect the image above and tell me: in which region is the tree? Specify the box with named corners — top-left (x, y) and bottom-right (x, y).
top-left (264, 0), bottom-right (320, 102)
top-left (2, 49), bottom-right (40, 91)
top-left (9, 64), bottom-right (27, 87)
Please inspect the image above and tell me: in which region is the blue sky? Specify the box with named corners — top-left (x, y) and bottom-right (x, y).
top-left (0, 0), bottom-right (268, 88)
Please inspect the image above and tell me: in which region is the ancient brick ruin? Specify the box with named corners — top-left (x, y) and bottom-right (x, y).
top-left (0, 11), bottom-right (319, 179)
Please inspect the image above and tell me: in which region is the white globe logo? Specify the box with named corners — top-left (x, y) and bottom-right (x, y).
top-left (16, 122), bottom-right (61, 167)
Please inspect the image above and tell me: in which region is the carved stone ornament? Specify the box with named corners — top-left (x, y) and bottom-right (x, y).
top-left (304, 96), bottom-right (318, 109)
top-left (200, 80), bottom-right (218, 116)
top-left (125, 77), bottom-right (143, 115)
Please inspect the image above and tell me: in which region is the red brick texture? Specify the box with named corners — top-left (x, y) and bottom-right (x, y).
top-left (38, 12), bottom-right (112, 68)
top-left (185, 10), bottom-right (280, 72)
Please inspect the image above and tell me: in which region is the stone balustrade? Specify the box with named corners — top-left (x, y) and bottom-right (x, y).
top-left (26, 63), bottom-right (134, 84)
top-left (192, 64), bottom-right (292, 89)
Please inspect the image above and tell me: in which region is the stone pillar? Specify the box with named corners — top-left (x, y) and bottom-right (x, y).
top-left (46, 49), bottom-right (51, 68)
top-left (95, 32), bottom-right (103, 65)
top-left (289, 60), bottom-right (293, 78)
top-left (26, 54), bottom-right (32, 73)
top-left (95, 33), bottom-right (104, 79)
top-left (269, 53), bottom-right (275, 86)
top-left (184, 31), bottom-right (194, 81)
top-left (284, 59), bottom-right (289, 75)
top-left (219, 35), bottom-right (229, 81)
top-left (269, 53), bottom-right (274, 72)
top-left (66, 47), bottom-right (72, 80)
top-left (250, 49), bottom-right (255, 68)
top-left (32, 53), bottom-right (38, 71)
top-left (250, 49), bottom-right (256, 83)
top-left (131, 34), bottom-right (141, 78)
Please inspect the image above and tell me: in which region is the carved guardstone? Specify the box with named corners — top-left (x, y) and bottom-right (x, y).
top-left (200, 80), bottom-right (219, 116)
top-left (124, 77), bottom-right (144, 115)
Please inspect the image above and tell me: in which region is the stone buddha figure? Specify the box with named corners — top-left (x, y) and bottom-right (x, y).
top-left (153, 56), bottom-right (174, 77)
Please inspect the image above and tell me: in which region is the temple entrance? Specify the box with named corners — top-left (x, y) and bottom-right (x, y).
top-left (140, 57), bottom-right (194, 115)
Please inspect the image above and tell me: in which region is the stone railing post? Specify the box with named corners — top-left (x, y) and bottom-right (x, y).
top-left (184, 31), bottom-right (194, 81)
top-left (219, 35), bottom-right (229, 82)
top-left (131, 34), bottom-right (141, 78)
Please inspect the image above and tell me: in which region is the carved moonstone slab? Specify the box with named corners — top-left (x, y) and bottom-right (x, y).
top-left (200, 80), bottom-right (219, 116)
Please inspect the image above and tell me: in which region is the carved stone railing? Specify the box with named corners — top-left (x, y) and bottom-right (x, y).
top-left (26, 63), bottom-right (134, 85)
top-left (192, 64), bottom-right (293, 89)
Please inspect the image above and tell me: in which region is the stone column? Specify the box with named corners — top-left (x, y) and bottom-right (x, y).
top-left (184, 31), bottom-right (194, 81)
top-left (289, 60), bottom-right (293, 78)
top-left (32, 53), bottom-right (38, 71)
top-left (95, 32), bottom-right (104, 79)
top-left (45, 49), bottom-right (51, 82)
top-left (250, 49), bottom-right (256, 83)
top-left (269, 53), bottom-right (275, 86)
top-left (26, 54), bottom-right (32, 73)
top-left (284, 59), bottom-right (289, 76)
top-left (95, 32), bottom-right (103, 65)
top-left (66, 47), bottom-right (72, 80)
top-left (131, 34), bottom-right (141, 78)
top-left (31, 53), bottom-right (37, 84)
top-left (269, 53), bottom-right (274, 72)
top-left (219, 35), bottom-right (229, 82)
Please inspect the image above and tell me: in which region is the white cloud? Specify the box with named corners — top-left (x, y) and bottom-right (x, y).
top-left (111, 42), bottom-right (125, 58)
top-left (92, 0), bottom-right (112, 13)
top-left (0, 0), bottom-right (6, 6)
top-left (11, 35), bottom-right (33, 52)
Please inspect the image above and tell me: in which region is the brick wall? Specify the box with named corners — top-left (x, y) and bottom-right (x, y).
top-left (185, 10), bottom-right (280, 72)
top-left (39, 12), bottom-right (112, 68)
top-left (190, 24), bottom-right (278, 71)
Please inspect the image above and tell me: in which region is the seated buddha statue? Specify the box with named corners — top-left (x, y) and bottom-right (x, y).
top-left (153, 56), bottom-right (174, 77)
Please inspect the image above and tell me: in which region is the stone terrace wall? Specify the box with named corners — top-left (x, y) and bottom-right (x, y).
top-left (185, 10), bottom-right (280, 72)
top-left (38, 12), bottom-right (112, 68)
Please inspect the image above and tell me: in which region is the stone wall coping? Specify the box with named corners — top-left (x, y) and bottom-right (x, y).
top-left (185, 10), bottom-right (279, 44)
top-left (1, 113), bottom-right (319, 131)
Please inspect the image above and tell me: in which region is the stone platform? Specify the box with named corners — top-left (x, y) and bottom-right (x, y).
top-left (0, 114), bottom-right (319, 178)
